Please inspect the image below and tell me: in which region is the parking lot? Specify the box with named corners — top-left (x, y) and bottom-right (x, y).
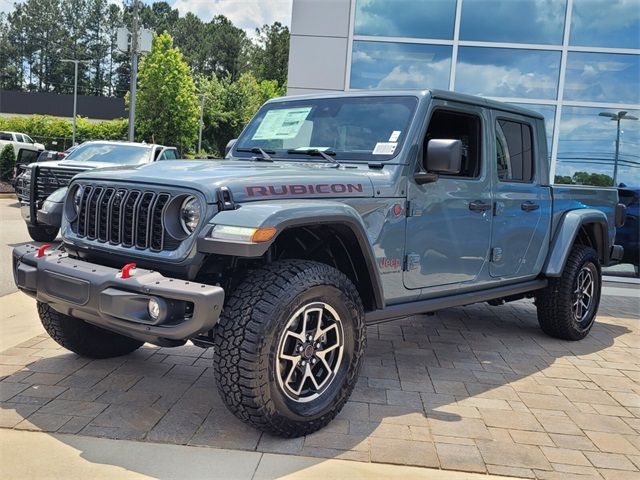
top-left (1, 197), bottom-right (639, 479)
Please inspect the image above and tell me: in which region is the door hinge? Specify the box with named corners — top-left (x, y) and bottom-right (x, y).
top-left (491, 247), bottom-right (503, 263)
top-left (405, 200), bottom-right (411, 217)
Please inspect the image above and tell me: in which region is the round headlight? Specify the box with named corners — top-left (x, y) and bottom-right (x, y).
top-left (180, 196), bottom-right (201, 234)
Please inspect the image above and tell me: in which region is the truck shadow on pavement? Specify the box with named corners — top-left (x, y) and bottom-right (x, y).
top-left (0, 297), bottom-right (637, 477)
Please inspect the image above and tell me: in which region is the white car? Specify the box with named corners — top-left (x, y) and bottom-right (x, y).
top-left (0, 131), bottom-right (45, 158)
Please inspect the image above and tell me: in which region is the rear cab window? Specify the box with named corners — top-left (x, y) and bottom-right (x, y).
top-left (495, 119), bottom-right (534, 182)
top-left (0, 132), bottom-right (13, 141)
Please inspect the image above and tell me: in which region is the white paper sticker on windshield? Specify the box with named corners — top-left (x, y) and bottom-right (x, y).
top-left (389, 131), bottom-right (401, 142)
top-left (252, 107), bottom-right (312, 141)
top-left (373, 142), bottom-right (397, 155)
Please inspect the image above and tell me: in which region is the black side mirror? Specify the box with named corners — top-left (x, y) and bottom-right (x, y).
top-left (426, 139), bottom-right (462, 174)
top-left (225, 139), bottom-right (237, 157)
top-left (415, 139), bottom-right (462, 185)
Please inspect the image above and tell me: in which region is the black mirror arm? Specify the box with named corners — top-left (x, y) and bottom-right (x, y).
top-left (414, 172), bottom-right (439, 185)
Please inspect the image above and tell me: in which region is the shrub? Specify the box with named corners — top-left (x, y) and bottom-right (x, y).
top-left (0, 145), bottom-right (16, 181)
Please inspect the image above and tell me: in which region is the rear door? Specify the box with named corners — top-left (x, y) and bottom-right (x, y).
top-left (489, 113), bottom-right (552, 278)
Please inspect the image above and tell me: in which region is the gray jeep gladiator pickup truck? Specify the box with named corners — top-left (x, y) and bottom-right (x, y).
top-left (13, 90), bottom-right (625, 437)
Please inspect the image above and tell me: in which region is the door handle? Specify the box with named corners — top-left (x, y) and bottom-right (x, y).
top-left (469, 200), bottom-right (491, 213)
top-left (521, 201), bottom-right (540, 212)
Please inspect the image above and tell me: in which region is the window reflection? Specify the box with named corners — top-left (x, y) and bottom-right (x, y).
top-left (564, 52), bottom-right (640, 105)
top-left (350, 41), bottom-right (451, 89)
top-left (455, 47), bottom-right (561, 99)
top-left (354, 0), bottom-right (457, 39)
top-left (555, 107), bottom-right (640, 187)
top-left (571, 0), bottom-right (640, 49)
top-left (511, 103), bottom-right (556, 153)
top-left (460, 0), bottom-right (566, 45)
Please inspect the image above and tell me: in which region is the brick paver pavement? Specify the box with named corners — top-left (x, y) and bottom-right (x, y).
top-left (1, 294), bottom-right (638, 479)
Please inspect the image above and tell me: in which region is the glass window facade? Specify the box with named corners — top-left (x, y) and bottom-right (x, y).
top-left (349, 0), bottom-right (640, 186)
top-left (455, 47), bottom-right (561, 99)
top-left (350, 41), bottom-right (451, 90)
top-left (460, 0), bottom-right (567, 45)
top-left (354, 0), bottom-right (457, 39)
top-left (571, 0), bottom-right (640, 49)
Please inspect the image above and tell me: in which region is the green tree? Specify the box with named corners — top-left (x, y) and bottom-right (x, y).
top-left (251, 22), bottom-right (290, 86)
top-left (136, 32), bottom-right (199, 150)
top-left (0, 144), bottom-right (16, 181)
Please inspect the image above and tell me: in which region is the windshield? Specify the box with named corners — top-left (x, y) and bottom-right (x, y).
top-left (234, 96), bottom-right (418, 162)
top-left (63, 143), bottom-right (152, 165)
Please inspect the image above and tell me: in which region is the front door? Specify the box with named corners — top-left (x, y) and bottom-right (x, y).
top-left (404, 105), bottom-right (492, 289)
top-left (490, 113), bottom-right (552, 278)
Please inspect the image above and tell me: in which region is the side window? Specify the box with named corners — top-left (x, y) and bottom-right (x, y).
top-left (0, 132), bottom-right (12, 141)
top-left (496, 119), bottom-right (534, 182)
top-left (154, 147), bottom-right (163, 160)
top-left (24, 135), bottom-right (34, 143)
top-left (164, 149), bottom-right (178, 160)
top-left (425, 110), bottom-right (481, 178)
top-left (15, 134), bottom-right (25, 142)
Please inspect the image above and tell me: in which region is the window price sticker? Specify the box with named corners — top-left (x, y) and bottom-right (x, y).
top-left (372, 142), bottom-right (398, 155)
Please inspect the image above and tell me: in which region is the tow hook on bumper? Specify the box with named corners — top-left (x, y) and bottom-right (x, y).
top-left (12, 244), bottom-right (225, 345)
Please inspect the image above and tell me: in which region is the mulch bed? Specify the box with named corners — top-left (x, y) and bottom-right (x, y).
top-left (0, 180), bottom-right (16, 194)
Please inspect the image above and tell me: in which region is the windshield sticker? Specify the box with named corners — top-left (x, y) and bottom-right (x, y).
top-left (389, 131), bottom-right (401, 142)
top-left (372, 142), bottom-right (398, 155)
top-left (252, 107), bottom-right (312, 140)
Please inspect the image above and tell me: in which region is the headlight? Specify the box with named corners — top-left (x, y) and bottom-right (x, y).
top-left (180, 196), bottom-right (201, 234)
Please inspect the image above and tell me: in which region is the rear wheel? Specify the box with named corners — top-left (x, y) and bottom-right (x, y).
top-left (536, 245), bottom-right (601, 340)
top-left (27, 225), bottom-right (58, 242)
top-left (38, 302), bottom-right (143, 358)
top-left (213, 260), bottom-right (366, 437)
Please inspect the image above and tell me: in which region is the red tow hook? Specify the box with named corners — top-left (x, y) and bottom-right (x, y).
top-left (36, 244), bottom-right (52, 258)
top-left (120, 263), bottom-right (137, 279)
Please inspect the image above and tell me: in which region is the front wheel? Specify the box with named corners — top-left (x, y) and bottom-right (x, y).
top-left (27, 225), bottom-right (58, 242)
top-left (213, 260), bottom-right (366, 437)
top-left (536, 245), bottom-right (601, 340)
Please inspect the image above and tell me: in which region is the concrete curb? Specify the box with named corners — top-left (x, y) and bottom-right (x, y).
top-left (0, 192), bottom-right (17, 199)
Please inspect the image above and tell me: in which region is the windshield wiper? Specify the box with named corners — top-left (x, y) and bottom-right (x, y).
top-left (286, 148), bottom-right (340, 165)
top-left (235, 147), bottom-right (275, 161)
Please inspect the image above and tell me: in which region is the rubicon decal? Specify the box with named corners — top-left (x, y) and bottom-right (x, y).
top-left (246, 183), bottom-right (364, 197)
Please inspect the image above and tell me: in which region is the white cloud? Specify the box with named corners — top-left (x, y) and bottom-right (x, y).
top-left (0, 0), bottom-right (15, 14)
top-left (170, 0), bottom-right (292, 35)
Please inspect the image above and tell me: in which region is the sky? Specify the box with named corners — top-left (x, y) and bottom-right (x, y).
top-left (0, 0), bottom-right (293, 35)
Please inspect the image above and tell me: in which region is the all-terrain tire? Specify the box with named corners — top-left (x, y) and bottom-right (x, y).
top-left (28, 225), bottom-right (58, 242)
top-left (536, 245), bottom-right (601, 340)
top-left (213, 260), bottom-right (366, 437)
top-left (38, 302), bottom-right (144, 358)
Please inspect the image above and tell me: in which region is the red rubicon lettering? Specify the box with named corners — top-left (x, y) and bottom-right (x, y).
top-left (246, 186), bottom-right (268, 196)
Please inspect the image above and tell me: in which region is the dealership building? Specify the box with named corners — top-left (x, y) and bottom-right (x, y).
top-left (286, 0), bottom-right (640, 185)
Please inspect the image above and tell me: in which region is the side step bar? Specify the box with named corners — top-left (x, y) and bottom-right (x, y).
top-left (365, 279), bottom-right (547, 324)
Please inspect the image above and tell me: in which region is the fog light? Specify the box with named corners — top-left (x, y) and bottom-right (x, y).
top-left (148, 298), bottom-right (161, 320)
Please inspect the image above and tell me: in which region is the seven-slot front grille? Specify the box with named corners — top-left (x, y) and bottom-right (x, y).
top-left (74, 185), bottom-right (173, 251)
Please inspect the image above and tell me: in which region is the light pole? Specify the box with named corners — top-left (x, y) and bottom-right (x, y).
top-left (197, 93), bottom-right (207, 156)
top-left (128, 0), bottom-right (140, 141)
top-left (599, 110), bottom-right (638, 186)
top-left (62, 59), bottom-right (91, 146)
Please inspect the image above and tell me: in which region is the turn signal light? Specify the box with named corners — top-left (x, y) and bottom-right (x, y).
top-left (251, 227), bottom-right (277, 243)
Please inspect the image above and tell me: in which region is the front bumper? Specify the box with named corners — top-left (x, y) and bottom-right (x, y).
top-left (12, 245), bottom-right (224, 345)
top-left (20, 201), bottom-right (63, 228)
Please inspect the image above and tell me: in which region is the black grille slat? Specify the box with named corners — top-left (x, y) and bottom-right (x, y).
top-left (73, 184), bottom-right (179, 252)
top-left (150, 193), bottom-right (170, 251)
top-left (135, 192), bottom-right (156, 249)
top-left (98, 188), bottom-right (114, 242)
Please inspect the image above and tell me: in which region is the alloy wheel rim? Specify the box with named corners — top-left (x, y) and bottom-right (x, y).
top-left (275, 302), bottom-right (344, 403)
top-left (572, 265), bottom-right (595, 326)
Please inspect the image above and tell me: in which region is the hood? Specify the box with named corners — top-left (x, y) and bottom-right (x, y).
top-left (30, 159), bottom-right (122, 170)
top-left (72, 159), bottom-right (376, 203)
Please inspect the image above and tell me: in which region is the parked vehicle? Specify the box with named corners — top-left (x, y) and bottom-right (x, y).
top-left (15, 141), bottom-right (179, 242)
top-left (10, 147), bottom-right (78, 189)
top-left (13, 90), bottom-right (625, 437)
top-left (0, 130), bottom-right (45, 157)
top-left (616, 187), bottom-right (639, 273)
